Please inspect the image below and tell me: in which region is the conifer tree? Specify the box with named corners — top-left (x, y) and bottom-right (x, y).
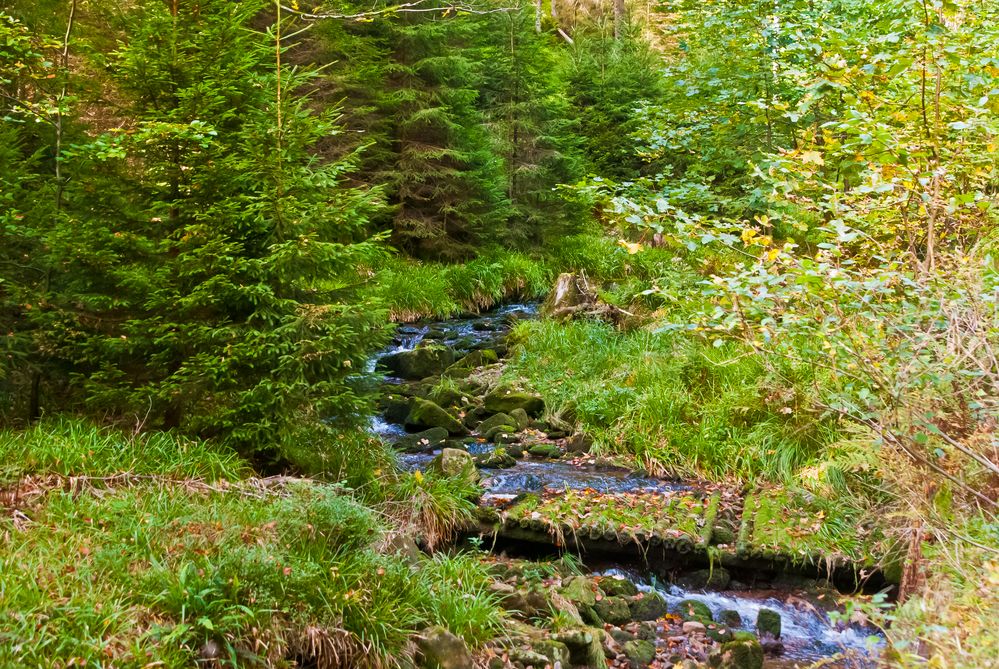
top-left (35, 0), bottom-right (386, 459)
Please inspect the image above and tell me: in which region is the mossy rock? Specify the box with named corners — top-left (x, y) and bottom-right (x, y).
top-left (719, 609), bottom-right (743, 628)
top-left (622, 639), bottom-right (656, 667)
top-left (731, 631), bottom-right (758, 642)
top-left (406, 398), bottom-right (466, 434)
top-left (554, 628), bottom-right (605, 668)
top-left (444, 349), bottom-right (499, 377)
top-left (393, 427), bottom-right (449, 453)
top-left (594, 595), bottom-right (631, 626)
top-left (710, 639), bottom-right (763, 669)
top-left (531, 639), bottom-right (570, 665)
top-left (559, 575), bottom-right (598, 607)
top-left (600, 576), bottom-right (639, 597)
top-left (415, 626), bottom-right (473, 669)
top-left (475, 448), bottom-right (516, 469)
top-left (428, 386), bottom-right (465, 408)
top-left (706, 625), bottom-right (734, 643)
top-left (676, 599), bottom-right (713, 622)
top-left (378, 346), bottom-right (455, 380)
top-left (677, 567), bottom-right (731, 590)
top-left (428, 448), bottom-right (478, 486)
top-left (484, 424), bottom-right (518, 442)
top-left (630, 591), bottom-right (668, 621)
top-left (711, 525), bottom-right (737, 546)
top-left (755, 608), bottom-right (781, 639)
top-left (494, 432), bottom-right (521, 445)
top-left (527, 443), bottom-right (561, 459)
top-left (510, 408), bottom-right (530, 430)
top-left (380, 394), bottom-right (412, 423)
top-left (477, 412), bottom-right (516, 435)
top-left (484, 386), bottom-right (545, 416)
top-left (565, 431), bottom-right (594, 454)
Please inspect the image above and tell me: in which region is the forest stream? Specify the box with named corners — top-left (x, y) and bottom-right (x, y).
top-left (368, 304), bottom-right (885, 669)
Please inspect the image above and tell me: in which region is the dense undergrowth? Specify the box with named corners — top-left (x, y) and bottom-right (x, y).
top-left (0, 420), bottom-right (503, 668)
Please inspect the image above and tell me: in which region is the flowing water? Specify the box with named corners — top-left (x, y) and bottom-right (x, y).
top-left (367, 303), bottom-right (885, 668)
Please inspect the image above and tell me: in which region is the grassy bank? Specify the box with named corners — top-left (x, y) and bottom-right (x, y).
top-left (504, 319), bottom-right (839, 483)
top-left (367, 234), bottom-right (695, 322)
top-left (0, 419), bottom-right (502, 668)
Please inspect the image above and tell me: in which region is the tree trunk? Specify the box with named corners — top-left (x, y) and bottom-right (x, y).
top-left (613, 0), bottom-right (625, 39)
top-left (535, 0), bottom-right (542, 33)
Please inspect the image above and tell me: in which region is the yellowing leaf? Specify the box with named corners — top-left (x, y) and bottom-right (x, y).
top-left (618, 239), bottom-right (643, 254)
top-left (801, 150), bottom-right (825, 166)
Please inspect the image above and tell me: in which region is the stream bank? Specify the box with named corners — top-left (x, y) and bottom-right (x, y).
top-left (368, 300), bottom-right (891, 669)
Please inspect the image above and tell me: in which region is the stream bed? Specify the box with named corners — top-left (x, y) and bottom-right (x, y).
top-left (366, 302), bottom-right (885, 668)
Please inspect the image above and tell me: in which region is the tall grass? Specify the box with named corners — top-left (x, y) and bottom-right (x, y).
top-left (505, 319), bottom-right (839, 482)
top-left (0, 420), bottom-right (505, 667)
top-left (367, 235), bottom-right (691, 322)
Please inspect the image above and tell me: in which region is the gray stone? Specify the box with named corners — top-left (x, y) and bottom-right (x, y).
top-left (630, 591), bottom-right (669, 621)
top-left (415, 626), bottom-right (473, 669)
top-left (428, 448), bottom-right (479, 486)
top-left (600, 575), bottom-right (639, 597)
top-left (593, 595), bottom-right (631, 626)
top-left (477, 412), bottom-right (516, 435)
top-left (510, 408), bottom-right (530, 430)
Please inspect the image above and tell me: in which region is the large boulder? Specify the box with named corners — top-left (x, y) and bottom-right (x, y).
top-left (623, 639), bottom-right (656, 668)
top-left (677, 567), bottom-right (731, 590)
top-left (378, 346), bottom-right (455, 380)
top-left (559, 576), bottom-right (598, 608)
top-left (405, 398), bottom-right (466, 434)
top-left (756, 608), bottom-right (781, 639)
top-left (428, 449), bottom-right (479, 486)
top-left (414, 626), bottom-right (473, 669)
top-left (594, 595), bottom-right (631, 626)
top-left (709, 639), bottom-right (764, 669)
top-left (554, 628), bottom-right (606, 668)
top-left (675, 599), bottom-right (713, 622)
top-left (475, 448), bottom-right (517, 469)
top-left (599, 575), bottom-right (639, 597)
top-left (484, 386), bottom-right (545, 416)
top-left (476, 412), bottom-right (516, 436)
top-left (394, 427), bottom-right (449, 453)
top-left (630, 591), bottom-right (669, 621)
top-left (444, 349), bottom-right (499, 378)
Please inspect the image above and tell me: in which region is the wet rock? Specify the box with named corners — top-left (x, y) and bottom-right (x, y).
top-left (676, 599), bottom-right (713, 622)
top-left (719, 609), bottom-right (742, 628)
top-left (415, 626), bottom-right (473, 669)
top-left (622, 639), bottom-right (656, 668)
top-left (484, 424), bottom-right (519, 442)
top-left (379, 346), bottom-right (455, 380)
top-left (755, 608), bottom-right (781, 639)
top-left (380, 394), bottom-right (412, 423)
top-left (484, 386), bottom-right (545, 416)
top-left (476, 448), bottom-right (517, 469)
top-left (709, 639), bottom-right (763, 669)
top-left (477, 412), bottom-right (516, 435)
top-left (594, 595), bottom-right (631, 626)
top-left (428, 449), bottom-right (479, 486)
top-left (494, 432), bottom-right (521, 445)
top-left (406, 398), bottom-right (466, 434)
top-left (554, 628), bottom-right (605, 668)
top-left (565, 431), bottom-right (594, 454)
top-left (630, 591), bottom-right (669, 621)
top-left (394, 427), bottom-right (449, 453)
top-left (599, 575), bottom-right (639, 597)
top-left (706, 624), bottom-right (734, 643)
top-left (759, 635), bottom-right (785, 656)
top-left (677, 567), bottom-right (731, 590)
top-left (527, 443), bottom-right (561, 459)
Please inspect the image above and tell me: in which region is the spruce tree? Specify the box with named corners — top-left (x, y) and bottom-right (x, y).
top-left (36, 0), bottom-right (386, 459)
